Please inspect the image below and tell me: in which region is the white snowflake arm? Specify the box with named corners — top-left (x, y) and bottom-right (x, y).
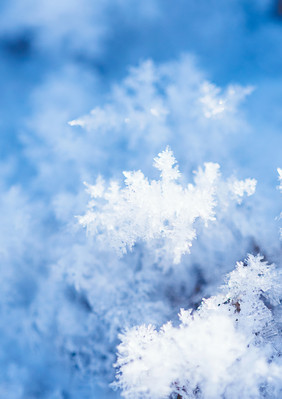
top-left (79, 148), bottom-right (256, 264)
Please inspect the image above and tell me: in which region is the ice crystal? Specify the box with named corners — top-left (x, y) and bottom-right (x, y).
top-left (79, 148), bottom-right (256, 264)
top-left (114, 255), bottom-right (282, 399)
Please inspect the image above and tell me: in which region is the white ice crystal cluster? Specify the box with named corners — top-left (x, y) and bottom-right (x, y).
top-left (199, 82), bottom-right (254, 119)
top-left (68, 57), bottom-right (253, 177)
top-left (114, 255), bottom-right (282, 399)
top-left (79, 148), bottom-right (256, 264)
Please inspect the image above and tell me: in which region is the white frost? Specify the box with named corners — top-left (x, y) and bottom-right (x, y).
top-left (114, 255), bottom-right (282, 399)
top-left (79, 148), bottom-right (256, 264)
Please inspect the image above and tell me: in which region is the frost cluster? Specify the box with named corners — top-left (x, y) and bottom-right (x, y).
top-left (68, 57), bottom-right (253, 176)
top-left (80, 148), bottom-right (256, 264)
top-left (199, 82), bottom-right (254, 119)
top-left (0, 2), bottom-right (281, 394)
top-left (114, 255), bottom-right (282, 399)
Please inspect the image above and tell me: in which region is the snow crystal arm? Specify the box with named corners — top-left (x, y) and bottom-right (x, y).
top-left (79, 148), bottom-right (256, 265)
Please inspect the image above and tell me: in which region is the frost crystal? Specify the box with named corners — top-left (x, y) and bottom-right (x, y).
top-left (199, 82), bottom-right (254, 119)
top-left (114, 255), bottom-right (282, 399)
top-left (79, 148), bottom-right (255, 264)
top-left (68, 57), bottom-right (253, 175)
top-left (228, 177), bottom-right (257, 204)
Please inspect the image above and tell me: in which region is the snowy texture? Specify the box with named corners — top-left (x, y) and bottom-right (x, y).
top-left (114, 255), bottom-right (282, 399)
top-left (228, 177), bottom-right (257, 204)
top-left (0, 1), bottom-right (282, 397)
top-left (69, 57), bottom-right (253, 175)
top-left (199, 82), bottom-right (254, 119)
top-left (80, 148), bottom-right (256, 264)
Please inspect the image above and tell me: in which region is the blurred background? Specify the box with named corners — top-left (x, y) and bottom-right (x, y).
top-left (0, 1), bottom-right (281, 398)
